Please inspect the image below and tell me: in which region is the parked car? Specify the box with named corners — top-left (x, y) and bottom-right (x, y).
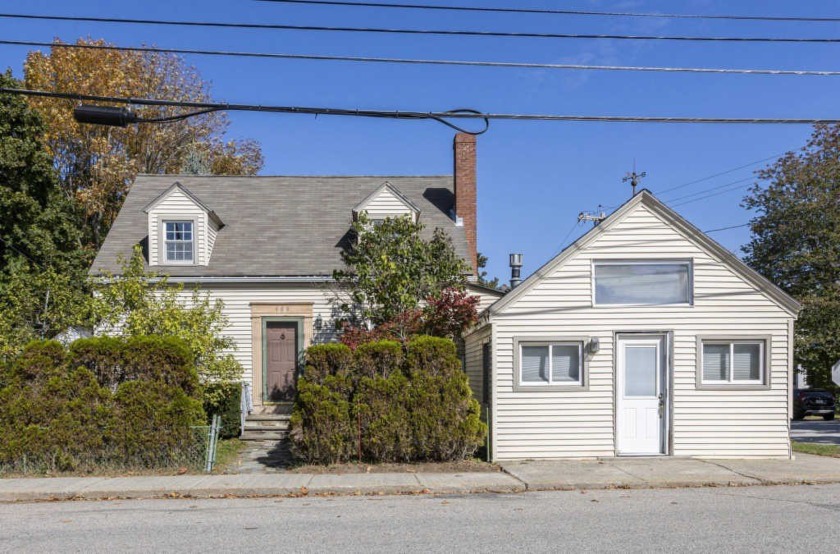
top-left (792, 389), bottom-right (836, 420)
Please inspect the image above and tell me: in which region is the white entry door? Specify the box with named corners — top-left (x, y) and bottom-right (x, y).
top-left (616, 335), bottom-right (667, 455)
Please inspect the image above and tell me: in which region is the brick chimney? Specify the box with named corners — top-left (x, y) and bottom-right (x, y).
top-left (453, 133), bottom-right (477, 273)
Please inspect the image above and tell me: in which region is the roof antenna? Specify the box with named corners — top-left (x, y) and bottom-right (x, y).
top-left (622, 160), bottom-right (646, 197)
top-left (578, 204), bottom-right (607, 226)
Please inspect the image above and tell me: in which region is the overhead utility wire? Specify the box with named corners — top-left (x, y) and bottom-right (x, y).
top-left (6, 40), bottom-right (840, 77)
top-left (256, 0), bottom-right (840, 23)
top-left (3, 13), bottom-right (840, 43)
top-left (703, 223), bottom-right (750, 233)
top-left (662, 176), bottom-right (753, 203)
top-left (5, 88), bottom-right (840, 126)
top-left (669, 182), bottom-right (753, 207)
top-left (655, 153), bottom-right (783, 195)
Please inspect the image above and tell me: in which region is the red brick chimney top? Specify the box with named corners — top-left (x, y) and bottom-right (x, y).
top-left (453, 133), bottom-right (477, 273)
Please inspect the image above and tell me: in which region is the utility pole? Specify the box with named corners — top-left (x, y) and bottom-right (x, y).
top-left (578, 205), bottom-right (607, 226)
top-left (622, 162), bottom-right (647, 197)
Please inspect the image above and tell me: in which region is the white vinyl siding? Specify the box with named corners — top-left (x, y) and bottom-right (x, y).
top-left (361, 186), bottom-right (417, 220)
top-left (490, 203), bottom-right (792, 460)
top-left (464, 325), bottom-right (492, 405)
top-left (147, 187), bottom-right (219, 267)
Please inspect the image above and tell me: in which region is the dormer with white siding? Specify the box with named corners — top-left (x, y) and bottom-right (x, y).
top-left (352, 181), bottom-right (421, 223)
top-left (143, 182), bottom-right (224, 267)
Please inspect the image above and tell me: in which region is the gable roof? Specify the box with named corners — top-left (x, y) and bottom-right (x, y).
top-left (91, 174), bottom-right (468, 278)
top-left (487, 189), bottom-right (800, 317)
top-left (353, 181), bottom-right (422, 216)
top-left (142, 181), bottom-right (224, 228)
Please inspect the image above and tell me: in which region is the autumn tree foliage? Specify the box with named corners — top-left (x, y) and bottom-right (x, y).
top-left (24, 38), bottom-right (264, 247)
top-left (743, 124), bottom-right (840, 387)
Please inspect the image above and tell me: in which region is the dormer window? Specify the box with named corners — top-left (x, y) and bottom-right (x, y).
top-left (164, 221), bottom-right (194, 263)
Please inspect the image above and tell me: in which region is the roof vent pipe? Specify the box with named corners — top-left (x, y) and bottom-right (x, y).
top-left (509, 253), bottom-right (523, 289)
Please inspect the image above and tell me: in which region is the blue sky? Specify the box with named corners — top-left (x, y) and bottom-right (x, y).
top-left (1, 1), bottom-right (838, 282)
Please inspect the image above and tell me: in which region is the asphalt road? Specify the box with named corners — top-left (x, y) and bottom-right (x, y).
top-left (2, 484), bottom-right (840, 553)
top-left (791, 419), bottom-right (840, 444)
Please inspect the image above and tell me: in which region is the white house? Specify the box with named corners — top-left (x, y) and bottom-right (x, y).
top-left (91, 134), bottom-right (502, 416)
top-left (464, 190), bottom-right (800, 460)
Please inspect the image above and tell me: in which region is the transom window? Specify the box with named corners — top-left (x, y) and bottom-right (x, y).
top-left (701, 340), bottom-right (765, 385)
top-left (594, 261), bottom-right (692, 306)
top-left (519, 342), bottom-right (583, 386)
top-left (164, 221), bottom-right (194, 263)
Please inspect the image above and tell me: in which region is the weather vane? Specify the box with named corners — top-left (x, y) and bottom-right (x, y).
top-left (622, 162), bottom-right (647, 197)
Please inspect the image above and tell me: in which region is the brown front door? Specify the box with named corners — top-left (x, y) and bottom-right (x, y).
top-left (265, 321), bottom-right (298, 401)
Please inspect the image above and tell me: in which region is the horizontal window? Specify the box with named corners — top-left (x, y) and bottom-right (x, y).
top-left (594, 261), bottom-right (691, 306)
top-left (519, 342), bottom-right (583, 387)
top-left (701, 340), bottom-right (765, 385)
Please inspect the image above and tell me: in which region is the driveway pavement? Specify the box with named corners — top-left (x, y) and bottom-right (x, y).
top-left (791, 419), bottom-right (840, 445)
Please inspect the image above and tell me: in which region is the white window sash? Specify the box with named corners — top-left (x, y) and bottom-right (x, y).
top-left (163, 220), bottom-right (195, 264)
top-left (519, 342), bottom-right (583, 386)
top-left (701, 341), bottom-right (764, 385)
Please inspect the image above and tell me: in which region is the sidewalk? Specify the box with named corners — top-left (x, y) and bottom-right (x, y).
top-left (2, 454), bottom-right (840, 502)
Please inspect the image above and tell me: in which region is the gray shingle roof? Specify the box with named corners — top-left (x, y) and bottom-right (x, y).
top-left (91, 175), bottom-right (468, 278)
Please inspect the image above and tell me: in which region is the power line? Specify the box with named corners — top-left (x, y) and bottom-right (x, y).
top-left (255, 0), bottom-right (840, 24)
top-left (8, 40), bottom-right (840, 77)
top-left (3, 13), bottom-right (840, 43)
top-left (6, 87), bottom-right (840, 126)
top-left (655, 153), bottom-right (783, 195)
top-left (704, 223), bottom-right (751, 233)
top-left (669, 182), bottom-right (753, 207)
top-left (663, 176), bottom-right (753, 203)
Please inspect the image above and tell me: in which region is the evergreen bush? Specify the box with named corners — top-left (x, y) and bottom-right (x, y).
top-left (302, 343), bottom-right (354, 383)
top-left (203, 381), bottom-right (242, 439)
top-left (289, 375), bottom-right (355, 464)
top-left (289, 336), bottom-right (485, 464)
top-left (0, 336), bottom-right (208, 473)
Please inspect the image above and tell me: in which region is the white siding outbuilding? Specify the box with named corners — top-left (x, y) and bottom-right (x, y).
top-left (465, 190), bottom-right (799, 461)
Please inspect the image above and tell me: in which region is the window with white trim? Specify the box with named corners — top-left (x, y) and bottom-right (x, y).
top-left (519, 342), bottom-right (583, 386)
top-left (594, 261), bottom-right (692, 306)
top-left (164, 221), bottom-right (194, 263)
top-left (701, 340), bottom-right (765, 384)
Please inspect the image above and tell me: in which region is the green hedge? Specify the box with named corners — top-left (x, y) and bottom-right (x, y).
top-left (290, 336), bottom-right (485, 464)
top-left (203, 382), bottom-right (242, 439)
top-left (0, 338), bottom-right (206, 473)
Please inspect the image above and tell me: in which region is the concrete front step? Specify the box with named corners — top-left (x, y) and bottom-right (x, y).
top-left (247, 414), bottom-right (291, 422)
top-left (240, 431), bottom-right (288, 441)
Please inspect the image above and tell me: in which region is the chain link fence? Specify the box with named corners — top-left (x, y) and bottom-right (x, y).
top-left (0, 423), bottom-right (221, 476)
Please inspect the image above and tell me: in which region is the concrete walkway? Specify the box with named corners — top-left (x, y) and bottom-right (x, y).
top-left (500, 453), bottom-right (840, 491)
top-left (3, 454), bottom-right (840, 502)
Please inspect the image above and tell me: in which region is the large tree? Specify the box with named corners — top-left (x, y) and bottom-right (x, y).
top-left (0, 72), bottom-right (93, 357)
top-left (332, 214), bottom-right (471, 337)
top-left (743, 124), bottom-right (840, 387)
top-left (24, 39), bottom-right (264, 247)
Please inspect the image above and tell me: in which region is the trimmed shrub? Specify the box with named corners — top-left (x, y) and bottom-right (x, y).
top-left (407, 371), bottom-right (485, 461)
top-left (8, 340), bottom-right (66, 382)
top-left (302, 343), bottom-right (354, 383)
top-left (289, 375), bottom-right (355, 464)
top-left (121, 336), bottom-right (198, 395)
top-left (68, 336), bottom-right (125, 390)
top-left (0, 336), bottom-right (209, 473)
top-left (291, 336), bottom-right (485, 464)
top-left (113, 380), bottom-right (205, 467)
top-left (354, 340), bottom-right (403, 380)
top-left (353, 372), bottom-right (412, 462)
top-left (203, 382), bottom-right (242, 439)
top-left (404, 335), bottom-right (461, 377)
